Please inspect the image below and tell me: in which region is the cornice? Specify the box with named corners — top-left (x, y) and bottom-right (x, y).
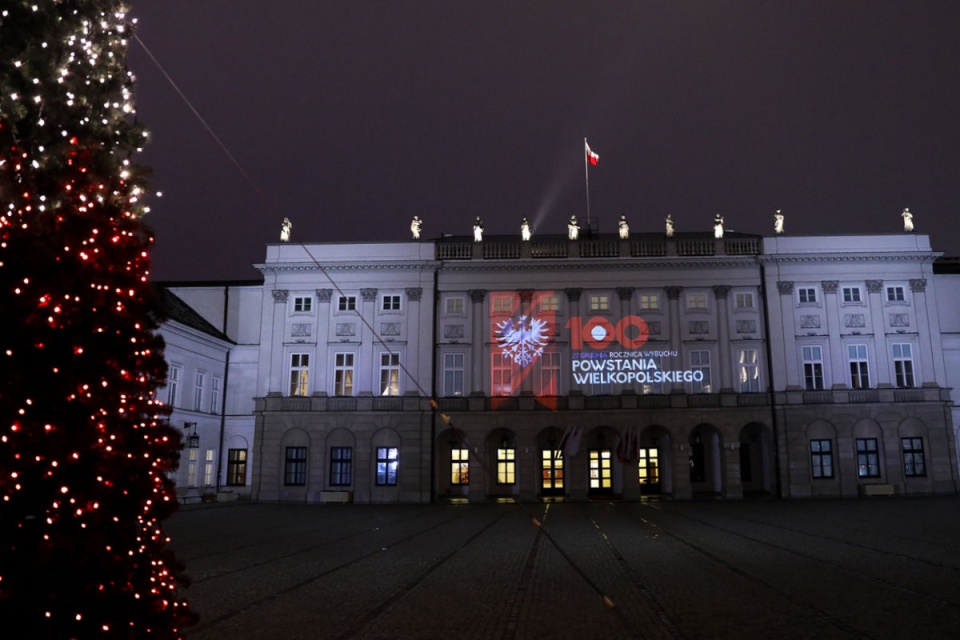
top-left (441, 257), bottom-right (761, 272)
top-left (256, 261), bottom-right (440, 274)
top-left (757, 252), bottom-right (941, 265)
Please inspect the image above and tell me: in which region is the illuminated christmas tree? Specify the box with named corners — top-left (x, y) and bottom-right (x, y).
top-left (0, 2), bottom-right (191, 637)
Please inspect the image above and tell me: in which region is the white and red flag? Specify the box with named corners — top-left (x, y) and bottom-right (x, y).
top-left (585, 140), bottom-right (599, 166)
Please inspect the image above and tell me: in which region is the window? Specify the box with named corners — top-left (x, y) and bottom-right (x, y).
top-left (798, 287), bottom-right (817, 304)
top-left (204, 449), bottom-right (215, 487)
top-left (293, 296), bottom-right (312, 312)
top-left (856, 438), bottom-right (880, 478)
top-left (382, 294), bottom-right (401, 311)
top-left (802, 346), bottom-right (824, 390)
top-left (735, 292), bottom-right (754, 309)
top-left (289, 353), bottom-right (309, 396)
top-left (539, 352), bottom-right (560, 396)
top-left (810, 439), bottom-right (833, 478)
top-left (451, 448), bottom-right (469, 485)
top-left (442, 353), bottom-right (464, 397)
top-left (902, 437), bottom-right (926, 477)
top-left (167, 365), bottom-right (181, 407)
top-left (492, 353), bottom-right (512, 396)
top-left (687, 293), bottom-right (707, 310)
top-left (493, 296), bottom-right (512, 313)
top-left (194, 372), bottom-right (205, 412)
top-left (737, 349), bottom-right (760, 392)
top-left (540, 296), bottom-right (559, 312)
top-left (639, 294), bottom-right (659, 311)
top-left (379, 352), bottom-right (400, 396)
top-left (284, 446), bottom-right (307, 486)
top-left (690, 350), bottom-right (712, 393)
top-left (497, 446), bottom-right (516, 485)
top-left (892, 343), bottom-right (915, 388)
top-left (334, 353), bottom-right (354, 396)
top-left (642, 355), bottom-right (663, 395)
top-left (329, 447), bottom-right (352, 486)
top-left (445, 297), bottom-right (464, 314)
top-left (376, 447), bottom-right (398, 486)
top-left (848, 344), bottom-right (870, 389)
top-left (842, 287), bottom-right (861, 303)
top-left (886, 286), bottom-right (905, 302)
top-left (227, 449), bottom-right (247, 486)
top-left (187, 448), bottom-right (198, 487)
top-left (590, 295), bottom-right (609, 311)
top-left (338, 295), bottom-right (357, 312)
top-left (210, 376), bottom-right (222, 414)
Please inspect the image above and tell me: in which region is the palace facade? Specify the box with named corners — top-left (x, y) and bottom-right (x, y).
top-left (158, 231), bottom-right (960, 503)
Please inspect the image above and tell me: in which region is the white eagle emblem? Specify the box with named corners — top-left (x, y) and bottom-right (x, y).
top-left (495, 315), bottom-right (550, 367)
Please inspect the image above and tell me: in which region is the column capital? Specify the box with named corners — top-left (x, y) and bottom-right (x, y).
top-left (316, 288), bottom-right (333, 302)
top-left (616, 287), bottom-right (633, 302)
top-left (865, 280), bottom-right (883, 294)
top-left (405, 287), bottom-right (423, 301)
top-left (271, 289), bottom-right (289, 304)
top-left (712, 285), bottom-right (731, 299)
top-left (776, 281), bottom-right (794, 295)
top-left (468, 289), bottom-right (486, 303)
top-left (361, 288), bottom-right (378, 302)
top-left (664, 286), bottom-right (683, 300)
top-left (821, 280), bottom-right (838, 294)
top-left (909, 278), bottom-right (927, 293)
top-left (565, 288), bottom-right (582, 302)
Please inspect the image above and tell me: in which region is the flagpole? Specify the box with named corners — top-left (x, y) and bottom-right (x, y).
top-left (584, 137), bottom-right (591, 230)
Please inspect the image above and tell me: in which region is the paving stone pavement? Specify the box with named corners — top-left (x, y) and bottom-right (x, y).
top-left (166, 496), bottom-right (960, 640)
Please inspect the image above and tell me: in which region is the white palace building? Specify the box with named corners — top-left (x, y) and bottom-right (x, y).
top-left (157, 229), bottom-right (960, 504)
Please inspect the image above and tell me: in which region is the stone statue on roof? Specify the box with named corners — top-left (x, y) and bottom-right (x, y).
top-left (473, 216), bottom-right (484, 242)
top-left (902, 208), bottom-right (914, 232)
top-left (568, 215), bottom-right (580, 240)
top-left (713, 213), bottom-right (724, 239)
top-left (521, 217), bottom-right (531, 241)
top-left (774, 210), bottom-right (784, 235)
top-left (410, 216), bottom-right (422, 240)
top-left (280, 217), bottom-right (292, 243)
top-left (665, 214), bottom-right (674, 238)
top-left (618, 215), bottom-right (629, 240)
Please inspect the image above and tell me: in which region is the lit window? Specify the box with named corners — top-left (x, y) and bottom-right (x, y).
top-left (204, 449), bottom-right (215, 487)
top-left (334, 353), bottom-right (354, 396)
top-left (338, 295), bottom-right (357, 312)
top-left (687, 293), bottom-right (707, 310)
top-left (167, 365), bottom-right (181, 408)
top-left (497, 446), bottom-right (516, 485)
top-left (590, 295), bottom-right (609, 311)
top-left (810, 439), bottom-right (833, 478)
top-left (539, 352), bottom-right (560, 396)
top-left (589, 449), bottom-right (612, 489)
top-left (379, 352), bottom-right (400, 396)
top-left (492, 353), bottom-right (512, 396)
top-left (856, 438), bottom-right (880, 478)
top-left (187, 448), bottom-right (198, 487)
top-left (210, 376), bottom-right (222, 413)
top-left (382, 294), bottom-right (401, 311)
top-left (848, 344), bottom-right (870, 389)
top-left (798, 287), bottom-right (817, 304)
top-left (227, 449), bottom-right (247, 486)
top-left (445, 297), bottom-right (464, 314)
top-left (802, 345), bottom-right (824, 390)
top-left (376, 447), bottom-right (398, 486)
top-left (194, 372), bottom-right (205, 412)
top-left (451, 448), bottom-right (469, 485)
top-left (902, 437), bottom-right (925, 477)
top-left (289, 353), bottom-right (309, 396)
top-left (540, 296), bottom-right (559, 312)
top-left (639, 294), bottom-right (659, 311)
top-left (737, 349), bottom-right (760, 392)
top-left (293, 296), bottom-right (312, 312)
top-left (329, 447), bottom-right (353, 486)
top-left (892, 343), bottom-right (915, 388)
top-left (734, 292), bottom-right (754, 309)
top-left (493, 296), bottom-right (512, 313)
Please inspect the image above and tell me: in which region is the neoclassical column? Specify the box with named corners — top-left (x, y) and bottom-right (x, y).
top-left (565, 288), bottom-right (583, 393)
top-left (820, 281), bottom-right (846, 388)
top-left (405, 287), bottom-right (423, 393)
top-left (712, 285), bottom-right (733, 391)
top-left (775, 281), bottom-right (800, 389)
top-left (269, 289), bottom-right (288, 394)
top-left (664, 286), bottom-right (683, 393)
top-left (315, 289), bottom-right (333, 392)
top-left (519, 289), bottom-right (534, 395)
top-left (469, 289), bottom-right (486, 395)
top-left (909, 278), bottom-right (938, 385)
top-left (358, 288), bottom-right (378, 395)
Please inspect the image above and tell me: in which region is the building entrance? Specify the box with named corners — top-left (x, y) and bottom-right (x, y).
top-left (638, 447), bottom-right (661, 495)
top-left (541, 449), bottom-right (564, 496)
top-left (588, 449), bottom-right (613, 495)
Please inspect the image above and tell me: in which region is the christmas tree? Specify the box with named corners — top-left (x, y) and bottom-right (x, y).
top-left (0, 2), bottom-right (192, 637)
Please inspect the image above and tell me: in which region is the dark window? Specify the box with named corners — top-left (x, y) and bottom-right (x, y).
top-left (902, 438), bottom-right (926, 477)
top-left (856, 438), bottom-right (880, 478)
top-left (227, 448), bottom-right (247, 486)
top-left (810, 439), bottom-right (833, 478)
top-left (330, 447), bottom-right (353, 486)
top-left (284, 446), bottom-right (307, 486)
top-left (376, 447), bottom-right (398, 486)
top-left (338, 296), bottom-right (357, 311)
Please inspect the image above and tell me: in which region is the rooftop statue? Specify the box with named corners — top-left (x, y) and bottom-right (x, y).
top-left (774, 210), bottom-right (785, 235)
top-left (410, 216), bottom-right (422, 240)
top-left (902, 208), bottom-right (914, 232)
top-left (618, 215), bottom-right (629, 240)
top-left (521, 217), bottom-right (531, 241)
top-left (713, 213), bottom-right (724, 239)
top-left (280, 217), bottom-right (292, 243)
top-left (473, 216), bottom-right (484, 242)
top-left (665, 214), bottom-right (674, 238)
top-left (568, 215), bottom-right (580, 240)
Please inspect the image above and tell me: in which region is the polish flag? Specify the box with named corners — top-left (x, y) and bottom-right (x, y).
top-left (558, 425), bottom-right (584, 458)
top-left (585, 141), bottom-right (599, 166)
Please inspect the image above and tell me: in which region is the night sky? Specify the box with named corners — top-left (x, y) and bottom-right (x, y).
top-left (128, 1), bottom-right (960, 282)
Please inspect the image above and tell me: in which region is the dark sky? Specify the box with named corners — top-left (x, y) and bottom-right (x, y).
top-left (128, 1), bottom-right (960, 282)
